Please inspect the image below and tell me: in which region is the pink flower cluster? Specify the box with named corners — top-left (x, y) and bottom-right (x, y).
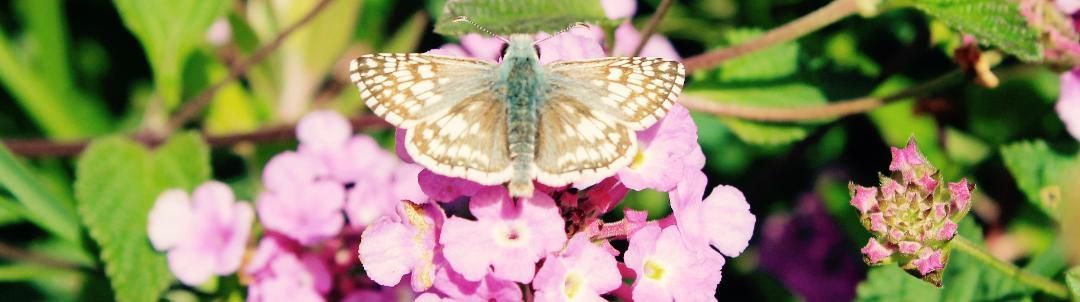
top-left (849, 138), bottom-right (973, 287)
top-left (148, 2), bottom-right (756, 300)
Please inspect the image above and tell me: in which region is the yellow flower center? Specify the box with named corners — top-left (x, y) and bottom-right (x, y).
top-left (630, 150), bottom-right (647, 169)
top-left (644, 259), bottom-right (666, 281)
top-left (563, 272), bottom-right (584, 299)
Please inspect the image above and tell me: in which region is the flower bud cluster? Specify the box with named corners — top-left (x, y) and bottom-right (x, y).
top-left (850, 138), bottom-right (973, 286)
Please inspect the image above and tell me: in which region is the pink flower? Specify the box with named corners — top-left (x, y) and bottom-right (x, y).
top-left (418, 169), bottom-right (485, 202)
top-left (937, 220), bottom-right (958, 240)
top-left (624, 224), bottom-right (725, 302)
top-left (358, 202), bottom-right (445, 291)
top-left (535, 27), bottom-right (607, 63)
top-left (147, 182), bottom-right (253, 286)
top-left (860, 238), bottom-right (893, 264)
top-left (612, 23), bottom-right (681, 59)
top-left (619, 105), bottom-right (704, 192)
top-left (671, 181), bottom-right (756, 257)
top-left (439, 187), bottom-right (567, 282)
top-left (247, 251), bottom-right (332, 302)
top-left (912, 250), bottom-right (945, 275)
top-left (889, 138), bottom-right (928, 182)
top-left (898, 241), bottom-right (922, 255)
top-left (850, 185), bottom-right (878, 214)
top-left (869, 213), bottom-right (887, 233)
top-left (1059, 0), bottom-right (1080, 14)
top-left (433, 260), bottom-right (524, 302)
top-left (601, 0), bottom-right (637, 19)
top-left (257, 153), bottom-right (345, 245)
top-left (413, 293), bottom-right (449, 302)
top-left (533, 234), bottom-right (621, 301)
top-left (297, 111), bottom-right (397, 185)
top-left (428, 34), bottom-right (504, 62)
top-left (948, 179), bottom-right (972, 211)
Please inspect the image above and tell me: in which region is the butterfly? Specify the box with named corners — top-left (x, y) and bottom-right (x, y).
top-left (349, 23), bottom-right (685, 198)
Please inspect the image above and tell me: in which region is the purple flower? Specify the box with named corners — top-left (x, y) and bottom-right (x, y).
top-left (533, 234), bottom-right (621, 301)
top-left (619, 105), bottom-right (704, 192)
top-left (624, 224), bottom-right (725, 302)
top-left (358, 201), bottom-right (444, 291)
top-left (759, 195), bottom-right (864, 302)
top-left (257, 152), bottom-right (345, 245)
top-left (669, 174), bottom-right (756, 257)
top-left (439, 186), bottom-right (567, 282)
top-left (147, 181), bottom-right (253, 286)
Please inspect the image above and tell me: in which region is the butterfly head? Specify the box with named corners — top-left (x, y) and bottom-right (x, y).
top-left (502, 34), bottom-right (541, 62)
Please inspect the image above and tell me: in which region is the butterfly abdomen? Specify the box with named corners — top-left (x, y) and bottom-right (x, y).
top-left (503, 55), bottom-right (544, 197)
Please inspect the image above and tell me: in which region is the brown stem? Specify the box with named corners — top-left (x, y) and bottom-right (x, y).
top-left (681, 0), bottom-right (859, 73)
top-left (0, 241), bottom-right (82, 271)
top-left (631, 0), bottom-right (675, 57)
top-left (680, 70), bottom-right (963, 121)
top-left (164, 0), bottom-right (337, 133)
top-left (4, 115), bottom-right (388, 157)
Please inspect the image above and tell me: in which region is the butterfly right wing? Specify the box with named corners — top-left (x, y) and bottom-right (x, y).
top-left (350, 53), bottom-right (513, 185)
top-left (349, 53), bottom-right (496, 128)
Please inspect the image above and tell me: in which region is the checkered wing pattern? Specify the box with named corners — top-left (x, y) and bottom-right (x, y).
top-left (350, 53), bottom-right (513, 184)
top-left (349, 53), bottom-right (496, 128)
top-left (534, 57), bottom-right (685, 185)
top-left (545, 57), bottom-right (685, 130)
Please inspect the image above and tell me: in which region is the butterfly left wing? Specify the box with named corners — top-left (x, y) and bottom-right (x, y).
top-left (351, 53), bottom-right (513, 184)
top-left (532, 57), bottom-right (685, 186)
top-left (349, 53), bottom-right (496, 128)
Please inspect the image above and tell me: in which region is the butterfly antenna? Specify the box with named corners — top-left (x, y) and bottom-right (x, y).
top-left (452, 16), bottom-right (510, 43)
top-left (534, 22), bottom-right (591, 45)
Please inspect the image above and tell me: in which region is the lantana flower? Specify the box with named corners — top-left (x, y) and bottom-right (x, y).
top-left (147, 181), bottom-right (253, 286)
top-left (849, 138), bottom-right (973, 286)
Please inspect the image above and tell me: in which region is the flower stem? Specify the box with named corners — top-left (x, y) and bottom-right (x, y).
top-left (631, 0), bottom-right (675, 57)
top-left (951, 236), bottom-right (1070, 300)
top-left (681, 0), bottom-right (859, 72)
top-left (679, 69), bottom-right (962, 121)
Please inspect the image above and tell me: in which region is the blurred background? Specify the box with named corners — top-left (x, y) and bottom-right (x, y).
top-left (0, 0), bottom-right (1077, 301)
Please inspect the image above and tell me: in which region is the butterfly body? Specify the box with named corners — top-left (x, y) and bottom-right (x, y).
top-left (500, 34), bottom-right (547, 196)
top-left (350, 34), bottom-right (685, 197)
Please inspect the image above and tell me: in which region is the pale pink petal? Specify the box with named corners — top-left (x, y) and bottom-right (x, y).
top-left (612, 23), bottom-right (681, 59)
top-left (697, 185), bottom-right (755, 257)
top-left (418, 169), bottom-right (484, 202)
top-left (167, 246), bottom-right (216, 286)
top-left (601, 0), bottom-right (637, 19)
top-left (937, 220), bottom-right (958, 240)
top-left (861, 238), bottom-right (893, 264)
top-left (913, 250), bottom-right (944, 275)
top-left (948, 179), bottom-right (972, 211)
top-left (440, 217), bottom-right (497, 281)
top-left (869, 212), bottom-right (887, 233)
top-left (851, 186), bottom-right (878, 214)
top-left (147, 189), bottom-right (193, 251)
top-left (358, 217), bottom-right (416, 287)
top-left (460, 34), bottom-right (506, 62)
top-left (296, 110), bottom-right (351, 154)
top-left (898, 241), bottom-right (922, 255)
top-left (216, 202), bottom-right (254, 274)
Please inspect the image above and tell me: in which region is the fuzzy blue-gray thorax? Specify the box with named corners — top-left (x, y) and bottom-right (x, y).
top-left (497, 34), bottom-right (546, 195)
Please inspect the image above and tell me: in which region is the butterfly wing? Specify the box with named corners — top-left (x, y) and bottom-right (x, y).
top-left (544, 57), bottom-right (685, 130)
top-left (534, 57), bottom-right (685, 186)
top-left (349, 53), bottom-right (497, 128)
top-left (350, 54), bottom-right (513, 184)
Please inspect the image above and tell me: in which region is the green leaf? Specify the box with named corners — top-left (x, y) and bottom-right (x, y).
top-left (1067, 267), bottom-right (1080, 298)
top-left (899, 0), bottom-right (1042, 61)
top-left (706, 28), bottom-right (800, 82)
top-left (685, 83), bottom-right (829, 146)
top-left (75, 133), bottom-right (211, 302)
top-left (0, 144), bottom-right (80, 243)
top-left (999, 140), bottom-right (1078, 221)
top-left (434, 0), bottom-right (617, 36)
top-left (111, 0), bottom-right (229, 108)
